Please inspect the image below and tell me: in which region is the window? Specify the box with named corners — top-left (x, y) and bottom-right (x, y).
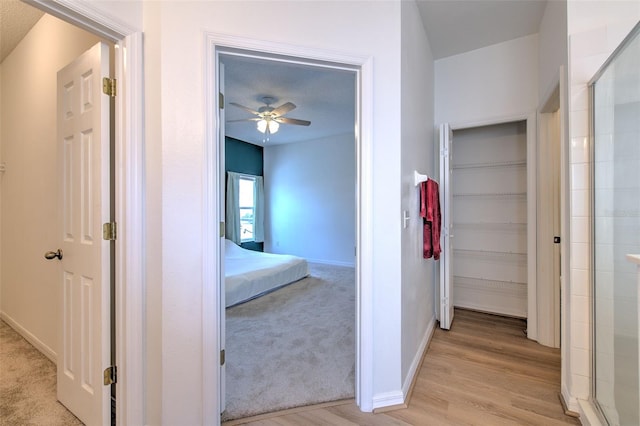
top-left (238, 176), bottom-right (256, 242)
top-left (226, 171), bottom-right (263, 244)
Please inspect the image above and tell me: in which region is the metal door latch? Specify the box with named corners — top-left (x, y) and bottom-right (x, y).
top-left (44, 249), bottom-right (63, 260)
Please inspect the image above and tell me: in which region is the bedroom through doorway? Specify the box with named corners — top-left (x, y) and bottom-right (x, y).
top-left (218, 51), bottom-right (358, 421)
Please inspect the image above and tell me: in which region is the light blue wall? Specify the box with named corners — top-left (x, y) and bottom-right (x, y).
top-left (263, 133), bottom-right (356, 266)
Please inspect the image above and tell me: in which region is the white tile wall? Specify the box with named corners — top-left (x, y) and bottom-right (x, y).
top-left (572, 373), bottom-right (591, 399)
top-left (572, 217), bottom-right (589, 243)
top-left (568, 18), bottom-right (640, 416)
top-left (572, 294), bottom-right (591, 324)
top-left (571, 347), bottom-right (591, 377)
top-left (568, 25), bottom-right (612, 402)
top-left (571, 320), bottom-right (590, 349)
top-left (571, 189), bottom-right (589, 217)
top-left (570, 136), bottom-right (590, 164)
top-left (572, 268), bottom-right (589, 296)
top-left (571, 163), bottom-right (589, 190)
top-left (571, 242), bottom-right (590, 270)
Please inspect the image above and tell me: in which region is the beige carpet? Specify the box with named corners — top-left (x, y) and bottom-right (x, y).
top-left (0, 320), bottom-right (83, 426)
top-left (222, 262), bottom-right (356, 421)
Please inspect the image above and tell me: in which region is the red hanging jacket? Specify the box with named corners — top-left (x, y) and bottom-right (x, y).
top-left (420, 179), bottom-right (441, 260)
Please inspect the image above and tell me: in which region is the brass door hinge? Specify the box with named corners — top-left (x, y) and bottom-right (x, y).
top-left (220, 349), bottom-right (226, 366)
top-left (220, 222), bottom-right (225, 238)
top-left (104, 365), bottom-right (117, 385)
top-left (102, 77), bottom-right (116, 97)
top-left (103, 222), bottom-right (117, 241)
top-left (219, 92), bottom-right (224, 109)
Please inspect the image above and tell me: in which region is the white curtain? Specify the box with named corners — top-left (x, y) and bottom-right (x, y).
top-left (226, 171), bottom-right (264, 244)
top-left (254, 176), bottom-right (265, 243)
top-left (226, 172), bottom-right (241, 244)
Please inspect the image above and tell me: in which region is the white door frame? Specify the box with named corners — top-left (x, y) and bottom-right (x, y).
top-left (443, 112), bottom-right (538, 340)
top-left (203, 33), bottom-right (375, 422)
top-left (537, 75), bottom-right (564, 349)
top-left (23, 1), bottom-right (145, 425)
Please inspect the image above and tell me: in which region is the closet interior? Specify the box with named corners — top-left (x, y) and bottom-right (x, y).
top-left (451, 121), bottom-right (528, 317)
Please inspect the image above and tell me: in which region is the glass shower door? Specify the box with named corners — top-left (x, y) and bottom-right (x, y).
top-left (592, 22), bottom-right (640, 426)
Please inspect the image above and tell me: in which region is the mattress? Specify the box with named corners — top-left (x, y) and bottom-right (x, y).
top-left (225, 239), bottom-right (310, 307)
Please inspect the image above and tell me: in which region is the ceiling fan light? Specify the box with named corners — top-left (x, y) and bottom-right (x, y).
top-left (257, 118), bottom-right (279, 135)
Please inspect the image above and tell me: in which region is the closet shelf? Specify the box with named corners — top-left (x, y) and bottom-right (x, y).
top-left (453, 192), bottom-right (526, 198)
top-left (453, 275), bottom-right (527, 287)
top-left (454, 222), bottom-right (527, 231)
top-left (453, 275), bottom-right (527, 291)
top-left (454, 248), bottom-right (527, 259)
top-left (452, 160), bottom-right (526, 170)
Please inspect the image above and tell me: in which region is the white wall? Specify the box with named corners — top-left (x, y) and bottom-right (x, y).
top-left (141, 3), bottom-right (163, 423)
top-left (136, 1), bottom-right (403, 422)
top-left (538, 0), bottom-right (568, 104)
top-left (399, 0), bottom-right (436, 394)
top-left (264, 133), bottom-right (356, 267)
top-left (435, 34), bottom-right (539, 125)
top-left (564, 1), bottom-right (640, 418)
top-left (0, 14), bottom-right (101, 359)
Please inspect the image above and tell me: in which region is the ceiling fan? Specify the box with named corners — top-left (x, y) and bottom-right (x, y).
top-left (229, 96), bottom-right (311, 137)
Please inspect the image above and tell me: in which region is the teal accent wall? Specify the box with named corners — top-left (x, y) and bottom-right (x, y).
top-left (225, 136), bottom-right (263, 175)
top-left (225, 137), bottom-right (264, 252)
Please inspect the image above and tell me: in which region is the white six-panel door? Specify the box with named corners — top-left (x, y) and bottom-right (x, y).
top-left (439, 123), bottom-right (454, 329)
top-left (56, 42), bottom-right (111, 426)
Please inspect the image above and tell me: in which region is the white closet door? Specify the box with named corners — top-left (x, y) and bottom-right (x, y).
top-left (439, 123), bottom-right (454, 329)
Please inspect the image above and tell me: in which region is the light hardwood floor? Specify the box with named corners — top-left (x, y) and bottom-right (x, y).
top-left (225, 308), bottom-right (580, 425)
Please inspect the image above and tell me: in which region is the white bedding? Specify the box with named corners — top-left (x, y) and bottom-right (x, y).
top-left (225, 239), bottom-right (310, 307)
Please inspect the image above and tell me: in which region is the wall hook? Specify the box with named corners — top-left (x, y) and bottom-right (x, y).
top-left (414, 170), bottom-right (429, 186)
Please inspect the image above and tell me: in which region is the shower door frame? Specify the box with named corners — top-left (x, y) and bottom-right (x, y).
top-left (589, 20), bottom-right (640, 425)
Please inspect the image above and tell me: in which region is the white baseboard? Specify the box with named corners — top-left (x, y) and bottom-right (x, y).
top-left (401, 315), bottom-right (436, 397)
top-left (371, 315), bottom-right (436, 411)
top-left (0, 311), bottom-right (57, 364)
top-left (372, 390), bottom-right (405, 410)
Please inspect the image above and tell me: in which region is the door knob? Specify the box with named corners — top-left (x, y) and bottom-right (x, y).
top-left (44, 249), bottom-right (63, 260)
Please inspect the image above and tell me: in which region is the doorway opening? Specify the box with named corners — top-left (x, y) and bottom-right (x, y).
top-left (452, 122), bottom-right (529, 315)
top-left (204, 35), bottom-right (374, 422)
top-left (438, 115), bottom-right (539, 338)
top-left (219, 50), bottom-right (357, 421)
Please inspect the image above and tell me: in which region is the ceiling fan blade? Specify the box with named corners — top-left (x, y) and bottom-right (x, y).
top-left (227, 118), bottom-right (260, 123)
top-left (229, 102), bottom-right (261, 115)
top-left (275, 117), bottom-right (311, 126)
top-left (271, 102), bottom-right (296, 117)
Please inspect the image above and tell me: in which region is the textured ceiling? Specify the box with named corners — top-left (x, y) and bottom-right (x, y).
top-left (0, 0), bottom-right (44, 63)
top-left (417, 0), bottom-right (547, 59)
top-left (222, 54), bottom-right (356, 146)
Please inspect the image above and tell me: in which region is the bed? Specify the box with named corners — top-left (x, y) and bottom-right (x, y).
top-left (225, 239), bottom-right (310, 307)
